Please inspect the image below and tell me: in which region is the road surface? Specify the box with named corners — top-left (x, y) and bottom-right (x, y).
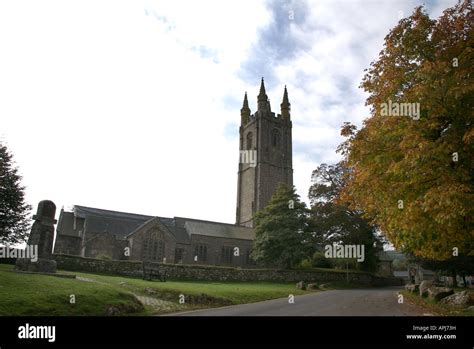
top-left (170, 287), bottom-right (427, 316)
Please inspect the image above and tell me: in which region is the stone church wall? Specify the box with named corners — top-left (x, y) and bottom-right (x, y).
top-left (189, 235), bottom-right (254, 267)
top-left (54, 235), bottom-right (81, 256)
top-left (128, 225), bottom-right (176, 263)
top-left (53, 254), bottom-right (403, 286)
top-left (83, 232), bottom-right (128, 260)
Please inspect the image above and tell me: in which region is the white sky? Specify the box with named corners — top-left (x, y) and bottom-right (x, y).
top-left (0, 0), bottom-right (456, 223)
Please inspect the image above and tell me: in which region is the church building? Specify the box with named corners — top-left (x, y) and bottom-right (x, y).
top-left (54, 79), bottom-right (293, 267)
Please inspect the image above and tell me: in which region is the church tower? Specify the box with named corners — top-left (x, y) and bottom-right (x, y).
top-left (236, 79), bottom-right (293, 227)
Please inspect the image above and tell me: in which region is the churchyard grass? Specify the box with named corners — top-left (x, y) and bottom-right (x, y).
top-left (0, 264), bottom-right (315, 315)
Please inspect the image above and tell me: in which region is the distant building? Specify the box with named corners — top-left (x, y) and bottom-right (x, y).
top-left (54, 79), bottom-right (293, 267)
top-left (376, 251), bottom-right (394, 277)
top-left (394, 269), bottom-right (436, 283)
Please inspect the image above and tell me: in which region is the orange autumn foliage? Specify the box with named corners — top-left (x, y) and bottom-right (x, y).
top-left (338, 3), bottom-right (474, 259)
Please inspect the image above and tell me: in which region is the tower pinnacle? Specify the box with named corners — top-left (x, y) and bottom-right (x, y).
top-left (281, 85), bottom-right (291, 119)
top-left (240, 92), bottom-right (251, 124)
top-left (242, 92), bottom-right (249, 109)
top-left (257, 77), bottom-right (270, 112)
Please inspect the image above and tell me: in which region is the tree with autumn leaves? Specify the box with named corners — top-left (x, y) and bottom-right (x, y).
top-left (339, 2), bottom-right (473, 260)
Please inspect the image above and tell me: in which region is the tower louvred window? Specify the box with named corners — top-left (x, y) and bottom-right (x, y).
top-left (246, 132), bottom-right (253, 150)
top-left (272, 129), bottom-right (281, 147)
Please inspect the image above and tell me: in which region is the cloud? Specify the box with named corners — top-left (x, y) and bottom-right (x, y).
top-left (0, 0), bottom-right (459, 224)
top-left (239, 0), bottom-right (312, 86)
top-left (242, 0), bottom-right (458, 202)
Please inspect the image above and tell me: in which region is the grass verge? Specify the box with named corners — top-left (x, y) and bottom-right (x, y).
top-left (401, 290), bottom-right (474, 316)
top-left (0, 264), bottom-right (316, 315)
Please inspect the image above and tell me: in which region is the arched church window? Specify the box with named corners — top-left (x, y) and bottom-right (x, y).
top-left (246, 132), bottom-right (253, 150)
top-left (141, 229), bottom-right (165, 261)
top-left (272, 129), bottom-right (281, 147)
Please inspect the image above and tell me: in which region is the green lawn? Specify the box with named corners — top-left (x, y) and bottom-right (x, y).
top-left (0, 264), bottom-right (314, 316)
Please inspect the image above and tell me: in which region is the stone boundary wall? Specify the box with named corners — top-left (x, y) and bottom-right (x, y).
top-left (53, 254), bottom-right (403, 286)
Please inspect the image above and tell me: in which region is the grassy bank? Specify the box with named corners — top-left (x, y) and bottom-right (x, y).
top-left (0, 264), bottom-right (315, 316)
top-left (401, 290), bottom-right (474, 316)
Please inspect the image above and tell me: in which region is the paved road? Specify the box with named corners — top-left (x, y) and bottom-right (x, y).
top-left (170, 287), bottom-right (427, 316)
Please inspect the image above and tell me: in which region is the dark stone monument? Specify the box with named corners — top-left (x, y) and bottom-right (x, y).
top-left (15, 200), bottom-right (57, 273)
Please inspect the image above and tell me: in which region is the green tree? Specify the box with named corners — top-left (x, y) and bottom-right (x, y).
top-left (339, 2), bottom-right (474, 259)
top-left (0, 142), bottom-right (31, 244)
top-left (309, 163), bottom-right (384, 272)
top-left (252, 184), bottom-right (311, 269)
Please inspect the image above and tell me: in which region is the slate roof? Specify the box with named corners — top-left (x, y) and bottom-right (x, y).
top-left (126, 216), bottom-right (191, 244)
top-left (183, 219), bottom-right (255, 240)
top-left (377, 251), bottom-right (395, 262)
top-left (65, 205), bottom-right (254, 242)
top-left (73, 205), bottom-right (153, 238)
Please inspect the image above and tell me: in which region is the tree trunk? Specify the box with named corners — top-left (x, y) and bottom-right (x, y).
top-left (451, 269), bottom-right (457, 287)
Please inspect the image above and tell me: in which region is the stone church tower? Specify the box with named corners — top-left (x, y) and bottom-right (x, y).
top-left (236, 79), bottom-right (293, 227)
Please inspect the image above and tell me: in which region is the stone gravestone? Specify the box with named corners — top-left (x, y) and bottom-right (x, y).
top-left (15, 200), bottom-right (57, 273)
